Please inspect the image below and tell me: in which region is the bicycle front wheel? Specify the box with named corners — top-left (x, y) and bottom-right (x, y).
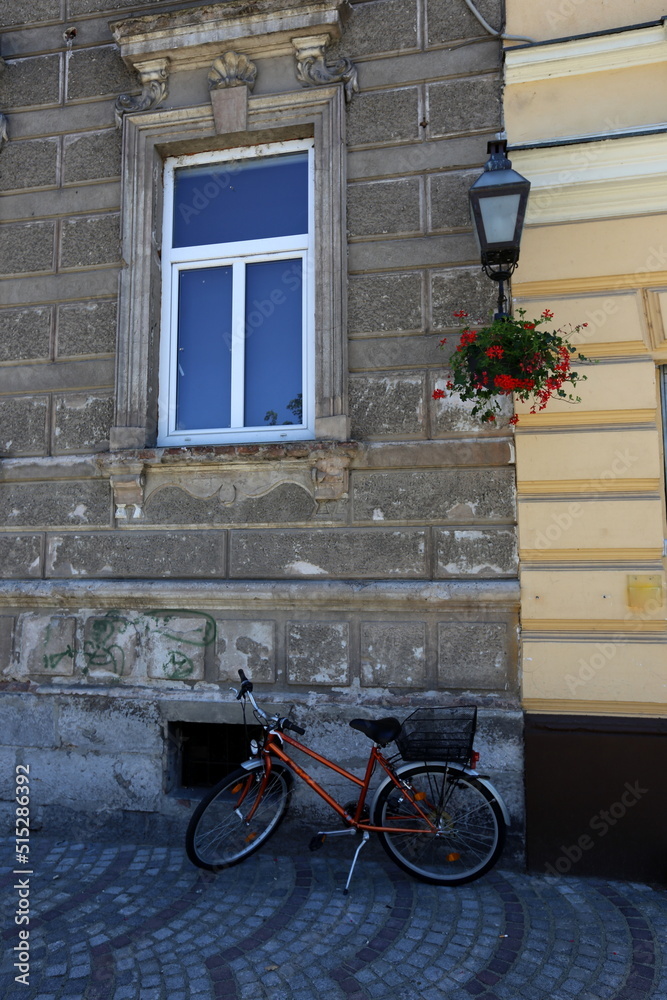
top-left (373, 764), bottom-right (505, 886)
top-left (186, 762), bottom-right (292, 872)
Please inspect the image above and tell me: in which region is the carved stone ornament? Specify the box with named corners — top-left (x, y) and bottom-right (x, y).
top-left (312, 453), bottom-right (350, 502)
top-left (110, 464), bottom-right (146, 521)
top-left (208, 51), bottom-right (257, 91)
top-left (292, 34), bottom-right (358, 103)
top-left (115, 57), bottom-right (169, 126)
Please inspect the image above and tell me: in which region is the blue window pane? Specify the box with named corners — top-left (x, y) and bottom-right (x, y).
top-left (173, 152), bottom-right (308, 248)
top-left (176, 267), bottom-right (233, 431)
top-left (244, 259), bottom-right (303, 428)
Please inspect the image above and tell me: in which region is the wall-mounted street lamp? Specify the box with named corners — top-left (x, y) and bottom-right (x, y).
top-left (469, 138), bottom-right (531, 319)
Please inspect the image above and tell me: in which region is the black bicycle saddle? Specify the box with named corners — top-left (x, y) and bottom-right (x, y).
top-left (349, 717), bottom-right (402, 746)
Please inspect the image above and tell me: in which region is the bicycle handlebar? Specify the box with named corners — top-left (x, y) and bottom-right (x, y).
top-left (235, 669), bottom-right (306, 735)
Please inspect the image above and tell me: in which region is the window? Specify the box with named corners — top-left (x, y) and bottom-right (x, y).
top-left (111, 86), bottom-right (347, 451)
top-left (158, 139), bottom-right (315, 446)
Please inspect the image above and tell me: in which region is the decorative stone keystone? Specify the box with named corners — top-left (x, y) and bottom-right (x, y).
top-left (208, 52), bottom-right (257, 134)
top-left (110, 463), bottom-right (145, 521)
top-left (292, 34), bottom-right (358, 103)
top-left (115, 57), bottom-right (169, 126)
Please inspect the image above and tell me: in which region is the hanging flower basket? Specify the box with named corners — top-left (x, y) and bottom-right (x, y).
top-left (433, 308), bottom-right (593, 425)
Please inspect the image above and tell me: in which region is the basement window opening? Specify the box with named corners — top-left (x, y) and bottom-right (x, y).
top-left (171, 721), bottom-right (263, 790)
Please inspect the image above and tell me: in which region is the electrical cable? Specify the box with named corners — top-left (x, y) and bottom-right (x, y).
top-left (461, 0), bottom-right (535, 44)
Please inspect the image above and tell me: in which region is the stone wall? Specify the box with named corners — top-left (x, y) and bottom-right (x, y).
top-left (0, 0), bottom-right (523, 849)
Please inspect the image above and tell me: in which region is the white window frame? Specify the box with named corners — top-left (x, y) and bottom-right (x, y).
top-left (158, 139), bottom-right (315, 446)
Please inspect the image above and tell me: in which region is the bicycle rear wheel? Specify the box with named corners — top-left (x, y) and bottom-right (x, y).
top-left (186, 762), bottom-right (292, 872)
top-left (373, 763), bottom-right (505, 885)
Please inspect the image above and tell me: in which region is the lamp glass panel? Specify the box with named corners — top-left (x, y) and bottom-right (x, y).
top-left (479, 193), bottom-right (521, 245)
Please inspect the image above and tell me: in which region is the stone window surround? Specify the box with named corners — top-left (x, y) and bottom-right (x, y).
top-left (110, 1), bottom-right (352, 451)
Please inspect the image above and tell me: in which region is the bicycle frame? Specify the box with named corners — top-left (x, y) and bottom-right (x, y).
top-left (245, 727), bottom-right (439, 836)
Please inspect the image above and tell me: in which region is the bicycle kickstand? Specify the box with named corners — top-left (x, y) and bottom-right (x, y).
top-left (343, 831), bottom-right (370, 895)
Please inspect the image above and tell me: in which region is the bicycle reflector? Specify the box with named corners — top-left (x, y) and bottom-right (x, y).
top-left (471, 751), bottom-right (480, 768)
top-left (447, 853), bottom-right (461, 862)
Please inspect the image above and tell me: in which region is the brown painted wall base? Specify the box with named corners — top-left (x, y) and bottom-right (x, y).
top-left (525, 714), bottom-right (667, 883)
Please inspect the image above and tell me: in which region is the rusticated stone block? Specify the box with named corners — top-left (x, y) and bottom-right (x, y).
top-left (57, 300), bottom-right (117, 357)
top-left (143, 483), bottom-right (316, 526)
top-left (0, 396), bottom-right (48, 456)
top-left (431, 267), bottom-right (496, 329)
top-left (46, 530), bottom-right (225, 578)
top-left (337, 0), bottom-right (418, 56)
top-left (52, 393), bottom-right (114, 454)
top-left (352, 468), bottom-right (515, 522)
top-left (0, 54), bottom-right (61, 109)
top-left (0, 1), bottom-right (61, 27)
top-left (348, 178), bottom-right (421, 238)
top-left (428, 77), bottom-right (501, 138)
top-left (0, 536), bottom-right (42, 579)
top-left (349, 272), bottom-right (422, 334)
top-left (80, 615), bottom-right (137, 680)
top-left (60, 215), bottom-right (121, 269)
top-left (0, 138), bottom-right (58, 192)
top-left (0, 480), bottom-right (110, 528)
top-left (145, 616), bottom-right (207, 682)
top-left (438, 621), bottom-right (509, 689)
top-left (435, 528), bottom-right (517, 578)
top-left (0, 616), bottom-right (15, 673)
top-left (58, 696), bottom-right (161, 752)
top-left (63, 130), bottom-right (123, 184)
top-left (67, 45), bottom-right (137, 101)
top-left (350, 333), bottom-right (445, 371)
top-left (0, 694), bottom-right (56, 746)
top-left (20, 614), bottom-right (77, 676)
top-left (287, 622), bottom-right (349, 685)
top-left (427, 0), bottom-right (502, 44)
top-left (216, 621), bottom-right (275, 683)
top-left (361, 622), bottom-right (426, 687)
top-left (28, 746), bottom-right (161, 811)
top-left (429, 170), bottom-right (479, 231)
top-left (430, 373), bottom-right (513, 434)
top-left (347, 88), bottom-right (420, 147)
top-left (230, 528), bottom-right (427, 578)
top-left (349, 374), bottom-right (425, 438)
top-left (0, 307), bottom-right (51, 362)
top-left (0, 222), bottom-right (55, 275)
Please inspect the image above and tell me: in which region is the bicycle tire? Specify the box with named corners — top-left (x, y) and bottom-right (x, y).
top-left (372, 763), bottom-right (505, 886)
top-left (185, 761), bottom-right (293, 872)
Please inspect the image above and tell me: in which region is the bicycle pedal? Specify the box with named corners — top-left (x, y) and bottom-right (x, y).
top-left (308, 834), bottom-right (327, 852)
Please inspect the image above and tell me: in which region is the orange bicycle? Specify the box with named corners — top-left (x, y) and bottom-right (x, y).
top-left (185, 670), bottom-right (509, 889)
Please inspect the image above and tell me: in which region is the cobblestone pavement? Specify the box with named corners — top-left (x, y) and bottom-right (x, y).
top-left (2, 828), bottom-right (666, 1000)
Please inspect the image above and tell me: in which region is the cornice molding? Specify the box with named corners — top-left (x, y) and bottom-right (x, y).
top-left (517, 478), bottom-right (662, 497)
top-left (513, 133), bottom-right (667, 225)
top-left (522, 698), bottom-right (667, 716)
top-left (111, 0), bottom-right (350, 72)
top-left (0, 579), bottom-right (520, 613)
top-left (519, 547), bottom-right (664, 563)
top-left (513, 408), bottom-right (658, 429)
top-left (505, 21), bottom-right (667, 84)
top-left (514, 272), bottom-right (667, 296)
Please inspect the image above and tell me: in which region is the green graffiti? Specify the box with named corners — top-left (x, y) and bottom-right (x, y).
top-left (163, 650), bottom-right (195, 680)
top-left (43, 646), bottom-right (74, 671)
top-left (83, 618), bottom-right (126, 676)
top-left (144, 610), bottom-right (216, 647)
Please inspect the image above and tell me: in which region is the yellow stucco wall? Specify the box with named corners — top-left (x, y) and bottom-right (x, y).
top-left (506, 4), bottom-right (667, 718)
top-left (506, 0), bottom-right (667, 44)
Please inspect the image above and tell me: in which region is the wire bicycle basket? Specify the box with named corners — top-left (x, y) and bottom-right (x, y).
top-left (396, 706), bottom-right (477, 764)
